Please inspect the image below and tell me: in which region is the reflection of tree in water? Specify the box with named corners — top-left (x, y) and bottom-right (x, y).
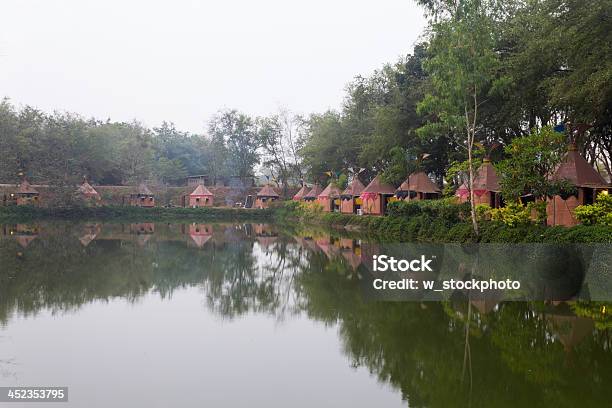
top-left (1, 223), bottom-right (612, 407)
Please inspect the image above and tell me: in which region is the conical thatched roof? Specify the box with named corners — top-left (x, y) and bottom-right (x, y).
top-left (257, 184), bottom-right (280, 197)
top-left (303, 184), bottom-right (323, 199)
top-left (456, 160), bottom-right (500, 194)
top-left (361, 175), bottom-right (396, 195)
top-left (292, 185), bottom-right (309, 200)
top-left (78, 180), bottom-right (100, 197)
top-left (341, 178), bottom-right (365, 197)
top-left (318, 182), bottom-right (342, 199)
top-left (398, 171), bottom-right (441, 194)
top-left (137, 183), bottom-right (154, 196)
top-left (16, 179), bottom-right (38, 195)
top-left (550, 145), bottom-right (608, 188)
top-left (190, 184), bottom-right (213, 196)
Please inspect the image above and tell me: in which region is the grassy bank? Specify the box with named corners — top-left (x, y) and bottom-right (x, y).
top-left (0, 205), bottom-right (274, 223)
top-left (278, 201), bottom-right (612, 243)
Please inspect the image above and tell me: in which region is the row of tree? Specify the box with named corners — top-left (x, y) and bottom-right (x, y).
top-left (0, 101), bottom-right (305, 191)
top-left (299, 0), bottom-right (611, 232)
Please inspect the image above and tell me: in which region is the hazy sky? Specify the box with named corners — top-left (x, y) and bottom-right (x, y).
top-left (0, 0), bottom-right (426, 133)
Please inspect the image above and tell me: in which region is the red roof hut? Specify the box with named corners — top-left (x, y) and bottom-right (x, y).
top-left (317, 182), bottom-right (342, 212)
top-left (255, 184), bottom-right (280, 209)
top-left (188, 184), bottom-right (214, 207)
top-left (340, 177), bottom-right (365, 214)
top-left (303, 184), bottom-right (323, 202)
top-left (396, 171), bottom-right (441, 201)
top-left (360, 175), bottom-right (396, 215)
top-left (77, 179), bottom-right (101, 203)
top-left (546, 145), bottom-right (610, 226)
top-left (15, 178), bottom-right (40, 206)
top-left (455, 159), bottom-right (501, 207)
top-left (292, 185), bottom-right (309, 201)
top-left (129, 184), bottom-right (155, 207)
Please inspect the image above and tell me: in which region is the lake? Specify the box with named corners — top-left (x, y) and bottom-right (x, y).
top-left (1, 222), bottom-right (611, 407)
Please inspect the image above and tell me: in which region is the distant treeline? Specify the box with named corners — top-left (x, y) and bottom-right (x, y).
top-left (0, 103), bottom-right (306, 191)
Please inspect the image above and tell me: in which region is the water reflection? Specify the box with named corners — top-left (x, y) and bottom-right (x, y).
top-left (0, 222), bottom-right (611, 407)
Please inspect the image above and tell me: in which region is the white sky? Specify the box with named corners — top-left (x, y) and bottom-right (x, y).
top-left (0, 0), bottom-right (426, 133)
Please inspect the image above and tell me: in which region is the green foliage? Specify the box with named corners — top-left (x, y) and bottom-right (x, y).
top-left (497, 126), bottom-right (567, 201)
top-left (475, 203), bottom-right (491, 221)
top-left (575, 192), bottom-right (612, 226)
top-left (0, 205), bottom-right (275, 223)
top-left (279, 200), bottom-right (611, 243)
top-left (489, 202), bottom-right (531, 227)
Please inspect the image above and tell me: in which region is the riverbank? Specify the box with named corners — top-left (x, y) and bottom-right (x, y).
top-left (0, 205), bottom-right (274, 223)
top-left (278, 201), bottom-right (612, 243)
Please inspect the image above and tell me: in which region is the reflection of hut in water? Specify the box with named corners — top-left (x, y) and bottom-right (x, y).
top-left (340, 238), bottom-right (362, 270)
top-left (396, 171), bottom-right (441, 202)
top-left (315, 235), bottom-right (340, 259)
top-left (255, 185), bottom-right (280, 209)
top-left (340, 177), bottom-right (365, 214)
top-left (360, 175), bottom-right (396, 216)
top-left (455, 159), bottom-right (502, 207)
top-left (15, 178), bottom-right (40, 206)
top-left (300, 236), bottom-right (320, 253)
top-left (254, 224), bottom-right (278, 248)
top-left (130, 223), bottom-right (155, 246)
top-left (11, 224), bottom-right (39, 248)
top-left (79, 224), bottom-right (102, 247)
top-left (546, 144), bottom-right (610, 226)
top-left (77, 178), bottom-right (101, 204)
top-left (292, 185), bottom-right (309, 201)
top-left (546, 308), bottom-right (594, 352)
top-left (128, 184), bottom-right (155, 207)
top-left (188, 224), bottom-right (213, 248)
top-left (317, 182), bottom-right (342, 212)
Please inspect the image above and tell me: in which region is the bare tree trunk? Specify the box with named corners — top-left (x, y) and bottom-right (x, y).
top-left (465, 87), bottom-right (479, 237)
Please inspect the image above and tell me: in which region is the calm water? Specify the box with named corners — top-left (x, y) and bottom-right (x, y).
top-left (0, 222), bottom-right (611, 407)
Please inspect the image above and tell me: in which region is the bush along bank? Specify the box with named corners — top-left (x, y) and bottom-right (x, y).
top-left (0, 205), bottom-right (275, 223)
top-left (279, 200), bottom-right (612, 243)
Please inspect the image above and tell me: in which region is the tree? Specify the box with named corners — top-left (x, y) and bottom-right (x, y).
top-left (257, 109), bottom-right (305, 194)
top-left (417, 0), bottom-right (502, 235)
top-left (496, 126), bottom-right (569, 202)
top-left (208, 110), bottom-right (259, 179)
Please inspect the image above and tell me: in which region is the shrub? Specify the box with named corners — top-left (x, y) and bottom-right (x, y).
top-left (575, 192), bottom-right (612, 226)
top-left (489, 202), bottom-right (531, 227)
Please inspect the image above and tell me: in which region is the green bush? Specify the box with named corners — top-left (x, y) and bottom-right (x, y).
top-left (489, 202), bottom-right (531, 227)
top-left (575, 192), bottom-right (612, 226)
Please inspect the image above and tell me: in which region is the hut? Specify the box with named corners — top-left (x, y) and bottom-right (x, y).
top-left (303, 184), bottom-right (323, 202)
top-left (360, 175), bottom-right (396, 215)
top-left (292, 185), bottom-right (309, 201)
top-left (129, 184), bottom-right (155, 207)
top-left (187, 184), bottom-right (214, 207)
top-left (77, 178), bottom-right (101, 203)
top-left (455, 159), bottom-right (501, 207)
top-left (317, 182), bottom-right (342, 212)
top-left (255, 184), bottom-right (280, 209)
top-left (15, 178), bottom-right (40, 206)
top-left (340, 177), bottom-right (366, 214)
top-left (12, 224), bottom-right (39, 248)
top-left (546, 144), bottom-right (610, 226)
top-left (396, 171), bottom-right (441, 201)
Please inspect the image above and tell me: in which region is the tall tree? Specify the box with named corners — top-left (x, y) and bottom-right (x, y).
top-left (417, 0), bottom-right (502, 235)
